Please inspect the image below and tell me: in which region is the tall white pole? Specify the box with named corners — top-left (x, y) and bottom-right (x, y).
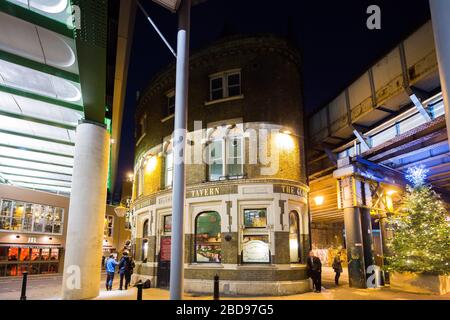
top-left (430, 0), bottom-right (450, 143)
top-left (170, 0), bottom-right (190, 300)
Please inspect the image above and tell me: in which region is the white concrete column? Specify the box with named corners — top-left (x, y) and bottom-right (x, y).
top-left (62, 121), bottom-right (110, 300)
top-left (430, 0), bottom-right (450, 142)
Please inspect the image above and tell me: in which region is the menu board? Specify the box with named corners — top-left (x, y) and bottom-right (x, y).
top-left (160, 237), bottom-right (171, 262)
top-left (243, 240), bottom-right (270, 263)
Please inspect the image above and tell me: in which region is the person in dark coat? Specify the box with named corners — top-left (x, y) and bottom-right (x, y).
top-left (306, 250), bottom-right (322, 293)
top-left (332, 252), bottom-right (343, 286)
top-left (118, 251), bottom-right (135, 290)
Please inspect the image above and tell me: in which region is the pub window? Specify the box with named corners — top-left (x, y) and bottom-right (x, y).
top-left (226, 136), bottom-right (243, 177)
top-left (166, 90), bottom-right (175, 117)
top-left (208, 139), bottom-right (224, 181)
top-left (143, 219), bottom-right (149, 238)
top-left (243, 209), bottom-right (267, 228)
top-left (165, 151), bottom-right (174, 188)
top-left (242, 208), bottom-right (270, 264)
top-left (289, 211), bottom-right (301, 263)
top-left (163, 215), bottom-right (172, 234)
top-left (209, 70), bottom-right (241, 101)
top-left (142, 219), bottom-right (149, 262)
top-left (195, 211), bottom-right (221, 263)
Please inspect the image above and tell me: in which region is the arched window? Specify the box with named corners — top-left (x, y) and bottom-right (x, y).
top-left (142, 219), bottom-right (149, 262)
top-left (195, 211), bottom-right (221, 263)
top-left (143, 219), bottom-right (149, 238)
top-left (289, 211), bottom-right (301, 263)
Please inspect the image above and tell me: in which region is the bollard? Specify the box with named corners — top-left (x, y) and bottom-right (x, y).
top-left (20, 271), bottom-right (28, 301)
top-left (136, 281), bottom-right (143, 301)
top-left (213, 274), bottom-right (219, 300)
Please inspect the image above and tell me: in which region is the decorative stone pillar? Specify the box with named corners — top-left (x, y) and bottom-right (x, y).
top-left (334, 159), bottom-right (375, 289)
top-left (62, 121), bottom-right (110, 300)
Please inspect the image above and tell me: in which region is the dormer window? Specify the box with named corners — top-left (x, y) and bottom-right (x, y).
top-left (209, 70), bottom-right (241, 101)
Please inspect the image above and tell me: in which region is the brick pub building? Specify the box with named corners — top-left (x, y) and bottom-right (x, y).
top-left (130, 35), bottom-right (312, 295)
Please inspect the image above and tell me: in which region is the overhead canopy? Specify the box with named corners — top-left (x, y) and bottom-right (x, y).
top-left (0, 0), bottom-right (108, 195)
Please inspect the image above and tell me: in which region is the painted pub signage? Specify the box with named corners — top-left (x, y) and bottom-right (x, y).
top-left (273, 184), bottom-right (307, 198)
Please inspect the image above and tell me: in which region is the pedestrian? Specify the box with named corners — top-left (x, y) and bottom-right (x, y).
top-left (332, 252), bottom-right (343, 286)
top-left (306, 250), bottom-right (322, 293)
top-left (118, 251), bottom-right (135, 290)
top-left (105, 254), bottom-right (118, 291)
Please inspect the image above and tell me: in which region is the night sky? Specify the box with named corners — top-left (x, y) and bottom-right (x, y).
top-left (113, 0), bottom-right (431, 200)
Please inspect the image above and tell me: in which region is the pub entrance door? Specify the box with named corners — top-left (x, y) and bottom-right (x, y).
top-left (157, 236), bottom-right (171, 288)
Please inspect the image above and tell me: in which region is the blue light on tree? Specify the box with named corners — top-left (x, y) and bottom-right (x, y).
top-left (405, 165), bottom-right (429, 187)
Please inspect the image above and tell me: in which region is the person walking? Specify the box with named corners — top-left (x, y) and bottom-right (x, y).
top-left (332, 252), bottom-right (343, 286)
top-left (105, 254), bottom-right (118, 291)
top-left (118, 251), bottom-right (135, 290)
top-left (306, 250), bottom-right (322, 293)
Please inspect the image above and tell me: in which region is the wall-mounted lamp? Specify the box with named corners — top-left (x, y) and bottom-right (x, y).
top-left (314, 196), bottom-right (325, 206)
top-left (386, 190), bottom-right (397, 196)
top-left (145, 155), bottom-right (158, 172)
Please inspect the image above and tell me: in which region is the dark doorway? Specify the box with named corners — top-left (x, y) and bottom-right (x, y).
top-left (157, 236), bottom-right (171, 288)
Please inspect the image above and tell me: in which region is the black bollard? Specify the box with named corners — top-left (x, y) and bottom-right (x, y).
top-left (136, 281), bottom-right (143, 301)
top-left (213, 274), bottom-right (219, 300)
top-left (20, 271), bottom-right (28, 301)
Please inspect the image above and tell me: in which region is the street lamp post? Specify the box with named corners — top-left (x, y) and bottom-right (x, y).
top-left (141, 0), bottom-right (191, 300)
top-left (170, 0), bottom-right (191, 300)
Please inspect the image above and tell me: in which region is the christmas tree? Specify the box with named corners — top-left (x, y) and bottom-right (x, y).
top-left (386, 165), bottom-right (450, 275)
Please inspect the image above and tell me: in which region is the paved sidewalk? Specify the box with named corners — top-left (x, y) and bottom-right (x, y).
top-left (0, 268), bottom-right (448, 300)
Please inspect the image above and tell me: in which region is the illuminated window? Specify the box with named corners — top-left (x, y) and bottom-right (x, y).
top-left (242, 208), bottom-right (270, 264)
top-left (0, 200), bottom-right (13, 230)
top-left (243, 209), bottom-right (267, 228)
top-left (31, 248), bottom-right (40, 261)
top-left (20, 248), bottom-right (30, 261)
top-left (165, 151), bottom-right (173, 188)
top-left (195, 211), bottom-right (221, 263)
top-left (143, 219), bottom-right (149, 238)
top-left (104, 215), bottom-right (114, 237)
top-left (142, 219), bottom-right (149, 262)
top-left (163, 215), bottom-right (172, 234)
top-left (208, 140), bottom-right (224, 181)
top-left (209, 70), bottom-right (241, 101)
top-left (8, 247), bottom-right (19, 261)
top-left (226, 136), bottom-right (243, 177)
top-left (289, 211), bottom-right (301, 263)
top-left (50, 248), bottom-right (59, 260)
top-left (41, 248), bottom-right (50, 261)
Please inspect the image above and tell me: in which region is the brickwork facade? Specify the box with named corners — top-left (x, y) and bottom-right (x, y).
top-left (131, 36), bottom-right (311, 296)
